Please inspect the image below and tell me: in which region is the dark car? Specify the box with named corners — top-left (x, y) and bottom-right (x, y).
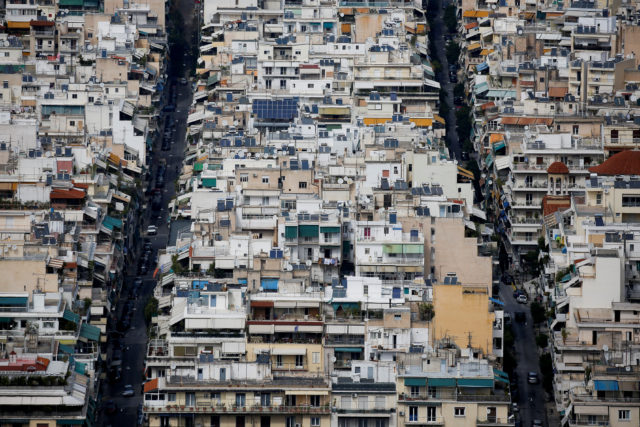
top-left (513, 289), bottom-right (525, 299)
top-left (449, 73), bottom-right (458, 83)
top-left (454, 96), bottom-right (465, 105)
top-left (105, 400), bottom-right (117, 414)
top-left (461, 151), bottom-right (470, 161)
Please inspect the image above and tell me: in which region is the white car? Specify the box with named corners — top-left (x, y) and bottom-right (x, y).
top-left (122, 384), bottom-right (134, 397)
top-left (146, 225), bottom-right (158, 236)
top-left (516, 294), bottom-right (528, 304)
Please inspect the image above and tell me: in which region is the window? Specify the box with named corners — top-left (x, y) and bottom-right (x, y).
top-left (383, 227), bottom-right (389, 235)
top-left (573, 125), bottom-right (579, 135)
top-left (236, 416), bottom-right (245, 427)
top-left (260, 393), bottom-right (271, 406)
top-left (596, 193), bottom-right (602, 205)
top-left (364, 227), bottom-right (371, 239)
top-left (410, 386), bottom-right (420, 397)
top-left (312, 352), bottom-right (320, 364)
top-left (299, 181), bottom-right (307, 189)
top-left (69, 121), bottom-right (75, 126)
top-left (285, 417), bottom-right (296, 427)
top-left (394, 314), bottom-right (402, 320)
top-left (358, 396), bottom-right (368, 409)
top-left (295, 354), bottom-right (304, 368)
top-left (619, 410), bottom-right (630, 421)
top-left (167, 393), bottom-right (176, 401)
top-left (236, 393), bottom-right (246, 407)
top-left (363, 285), bottom-right (368, 295)
top-left (276, 355), bottom-right (283, 367)
top-left (72, 94), bottom-right (78, 99)
top-left (454, 407), bottom-right (466, 417)
top-left (375, 396), bottom-right (385, 408)
top-left (341, 395), bottom-right (351, 409)
top-left (364, 248), bottom-right (370, 255)
top-left (311, 417), bottom-right (320, 427)
top-left (307, 83), bottom-right (314, 89)
top-left (409, 406), bottom-right (418, 421)
top-left (427, 407), bottom-right (436, 422)
top-left (310, 395), bottom-right (320, 407)
top-left (2, 81), bottom-right (8, 89)
top-left (262, 176), bottom-right (269, 184)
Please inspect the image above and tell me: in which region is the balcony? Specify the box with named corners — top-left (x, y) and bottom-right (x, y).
top-left (144, 403), bottom-right (331, 415)
top-left (404, 417), bottom-right (444, 425)
top-left (477, 418), bottom-right (515, 426)
top-left (325, 337), bottom-right (365, 346)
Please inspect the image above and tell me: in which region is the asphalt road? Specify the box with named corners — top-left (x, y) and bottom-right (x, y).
top-left (99, 2), bottom-right (196, 424)
top-left (430, 0), bottom-right (462, 161)
top-left (498, 282), bottom-right (546, 426)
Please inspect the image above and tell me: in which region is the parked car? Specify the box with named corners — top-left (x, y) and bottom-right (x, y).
top-left (146, 225), bottom-right (158, 236)
top-left (527, 372), bottom-right (539, 384)
top-left (516, 294), bottom-right (528, 304)
top-left (461, 151), bottom-right (470, 161)
top-left (105, 400), bottom-right (117, 414)
top-left (532, 420), bottom-right (543, 427)
top-left (513, 289), bottom-right (524, 299)
top-left (122, 384), bottom-right (135, 397)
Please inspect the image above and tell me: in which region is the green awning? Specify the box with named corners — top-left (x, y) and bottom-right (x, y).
top-left (494, 375), bottom-right (509, 384)
top-left (493, 368), bottom-right (508, 379)
top-left (207, 74), bottom-right (220, 87)
top-left (332, 302), bottom-right (359, 311)
top-left (59, 344), bottom-right (75, 354)
top-left (457, 378), bottom-right (493, 387)
top-left (299, 225), bottom-right (319, 237)
top-left (325, 124), bottom-right (342, 131)
top-left (74, 362), bottom-right (86, 375)
top-left (63, 309), bottom-right (80, 324)
top-left (485, 154), bottom-right (494, 168)
top-left (428, 378), bottom-right (456, 387)
top-left (320, 226), bottom-right (340, 233)
top-left (103, 215), bottom-right (122, 230)
top-left (404, 378), bottom-right (427, 386)
top-left (58, 0), bottom-right (83, 5)
top-left (202, 178), bottom-right (217, 188)
top-left (335, 347), bottom-right (362, 352)
top-left (383, 244), bottom-right (403, 254)
top-left (0, 317), bottom-right (12, 322)
top-left (493, 141), bottom-right (506, 151)
top-left (285, 226), bottom-right (298, 239)
top-left (342, 240), bottom-right (350, 255)
top-left (79, 323), bottom-right (100, 341)
top-left (0, 297), bottom-right (27, 305)
top-left (57, 420), bottom-right (85, 425)
top-left (193, 162), bottom-right (204, 172)
top-left (403, 244), bottom-right (424, 254)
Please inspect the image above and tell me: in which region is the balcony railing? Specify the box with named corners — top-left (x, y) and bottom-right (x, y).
top-left (144, 403), bottom-right (331, 414)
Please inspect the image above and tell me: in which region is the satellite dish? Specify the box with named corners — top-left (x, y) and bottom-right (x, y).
top-left (305, 260), bottom-right (312, 266)
top-left (286, 264), bottom-right (293, 271)
top-left (338, 178), bottom-right (344, 184)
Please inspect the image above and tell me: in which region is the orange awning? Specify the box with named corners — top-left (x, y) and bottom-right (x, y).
top-left (490, 133), bottom-right (504, 143)
top-left (7, 21), bottom-right (31, 29)
top-left (467, 42), bottom-right (482, 51)
top-left (143, 378), bottom-right (158, 393)
top-left (549, 87), bottom-right (568, 98)
top-left (465, 22), bottom-right (479, 30)
top-left (433, 115), bottom-right (446, 125)
top-left (480, 49), bottom-right (494, 56)
top-left (463, 10), bottom-right (490, 18)
top-left (410, 118), bottom-right (434, 127)
top-left (363, 117), bottom-right (391, 126)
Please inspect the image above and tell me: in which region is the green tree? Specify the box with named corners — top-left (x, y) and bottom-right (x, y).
top-left (536, 333), bottom-right (548, 348)
top-left (539, 353), bottom-right (554, 393)
top-left (446, 42), bottom-right (461, 65)
top-left (530, 301), bottom-right (547, 324)
top-left (144, 297), bottom-right (159, 324)
top-left (453, 83), bottom-right (465, 99)
top-left (443, 5), bottom-right (458, 33)
top-left (418, 303), bottom-right (435, 321)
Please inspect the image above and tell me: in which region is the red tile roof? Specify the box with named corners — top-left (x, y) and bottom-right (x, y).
top-left (50, 188), bottom-right (86, 200)
top-left (547, 161), bottom-right (569, 174)
top-left (589, 150), bottom-right (640, 176)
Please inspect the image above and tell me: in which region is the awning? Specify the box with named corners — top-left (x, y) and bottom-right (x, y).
top-left (63, 309), bottom-right (80, 324)
top-left (202, 178), bottom-right (217, 188)
top-left (285, 226), bottom-right (298, 239)
top-left (102, 215), bottom-right (122, 230)
top-left (261, 278), bottom-right (278, 291)
top-left (574, 405), bottom-right (608, 415)
top-left (7, 21), bottom-right (32, 29)
top-left (74, 361), bottom-right (86, 375)
top-left (458, 166), bottom-right (474, 180)
top-left (332, 303), bottom-right (359, 311)
top-left (299, 225), bottom-right (319, 237)
top-left (251, 300), bottom-right (274, 308)
top-left (458, 378), bottom-right (493, 387)
top-left (476, 62), bottom-right (489, 72)
top-left (59, 344), bottom-right (75, 354)
top-left (0, 297), bottom-right (27, 306)
top-left (594, 380), bottom-right (618, 391)
top-left (320, 226), bottom-right (340, 233)
top-left (335, 347), bottom-right (362, 353)
top-left (428, 378), bottom-right (456, 387)
top-left (404, 378), bottom-right (427, 386)
top-left (493, 368), bottom-right (508, 379)
top-left (79, 323), bottom-right (101, 341)
top-left (285, 390), bottom-right (329, 395)
top-left (494, 141), bottom-right (506, 151)
top-left (272, 348), bottom-right (307, 356)
top-left (464, 220), bottom-right (476, 231)
top-left (467, 42), bottom-right (482, 51)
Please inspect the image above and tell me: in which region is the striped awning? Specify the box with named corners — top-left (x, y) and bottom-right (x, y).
top-left (48, 258), bottom-right (64, 268)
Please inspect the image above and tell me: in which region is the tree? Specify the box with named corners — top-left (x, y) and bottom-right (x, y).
top-left (443, 5), bottom-right (458, 33)
top-left (446, 42), bottom-right (461, 65)
top-left (453, 83), bottom-right (465, 99)
top-left (144, 297), bottom-right (159, 324)
top-left (530, 301), bottom-right (547, 324)
top-left (418, 303), bottom-right (435, 321)
top-left (536, 333), bottom-right (548, 348)
top-left (539, 353), bottom-right (554, 393)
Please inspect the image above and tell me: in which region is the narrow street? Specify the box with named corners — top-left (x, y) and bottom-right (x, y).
top-left (429, 0), bottom-right (461, 161)
top-left (498, 282), bottom-right (546, 426)
top-left (98, 0), bottom-right (197, 424)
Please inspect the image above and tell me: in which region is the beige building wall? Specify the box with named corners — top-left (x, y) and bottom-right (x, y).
top-left (432, 283), bottom-right (494, 355)
top-left (425, 217), bottom-right (492, 290)
top-left (354, 15), bottom-right (384, 43)
top-left (0, 259), bottom-right (58, 294)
